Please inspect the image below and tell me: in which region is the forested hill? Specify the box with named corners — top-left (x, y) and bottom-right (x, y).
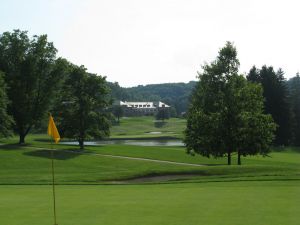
top-left (107, 81), bottom-right (197, 115)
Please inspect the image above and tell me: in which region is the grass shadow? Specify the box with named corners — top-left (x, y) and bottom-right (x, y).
top-left (0, 143), bottom-right (30, 151)
top-left (107, 136), bottom-right (179, 140)
top-left (23, 149), bottom-right (82, 160)
top-left (272, 146), bottom-right (300, 153)
top-left (202, 163), bottom-right (228, 166)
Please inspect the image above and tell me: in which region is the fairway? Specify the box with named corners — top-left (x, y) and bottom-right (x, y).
top-left (2, 3), bottom-right (300, 225)
top-left (1, 133), bottom-right (300, 225)
top-left (1, 181), bottom-right (299, 225)
top-left (1, 141), bottom-right (299, 184)
top-left (110, 117), bottom-right (186, 139)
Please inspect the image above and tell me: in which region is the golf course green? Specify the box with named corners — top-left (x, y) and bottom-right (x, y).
top-left (0, 117), bottom-right (299, 225)
top-left (1, 181), bottom-right (299, 225)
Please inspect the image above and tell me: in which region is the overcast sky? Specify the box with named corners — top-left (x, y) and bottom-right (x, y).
top-left (1, 0), bottom-right (299, 87)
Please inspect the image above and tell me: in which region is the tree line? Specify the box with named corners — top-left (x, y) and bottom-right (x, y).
top-left (0, 30), bottom-right (299, 154)
top-left (109, 73), bottom-right (300, 146)
top-left (108, 81), bottom-right (197, 116)
top-left (247, 66), bottom-right (300, 146)
top-left (184, 42), bottom-right (300, 165)
top-left (0, 30), bottom-right (111, 149)
top-left (108, 66), bottom-right (300, 148)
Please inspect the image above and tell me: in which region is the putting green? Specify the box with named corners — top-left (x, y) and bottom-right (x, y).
top-left (1, 181), bottom-right (299, 225)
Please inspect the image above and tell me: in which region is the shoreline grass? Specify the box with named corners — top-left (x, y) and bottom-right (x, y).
top-left (0, 135), bottom-right (299, 185)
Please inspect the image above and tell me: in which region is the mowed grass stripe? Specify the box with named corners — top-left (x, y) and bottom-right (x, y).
top-left (0, 146), bottom-right (208, 184)
top-left (0, 143), bottom-right (299, 184)
top-left (23, 146), bottom-right (206, 167)
top-left (0, 181), bottom-right (299, 225)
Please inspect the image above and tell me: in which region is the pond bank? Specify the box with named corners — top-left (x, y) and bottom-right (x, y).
top-left (61, 139), bottom-right (185, 147)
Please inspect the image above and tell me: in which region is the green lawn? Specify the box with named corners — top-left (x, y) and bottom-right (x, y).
top-left (1, 134), bottom-right (300, 184)
top-left (0, 144), bottom-right (206, 184)
top-left (1, 181), bottom-right (299, 225)
top-left (1, 132), bottom-right (300, 225)
top-left (110, 116), bottom-right (186, 138)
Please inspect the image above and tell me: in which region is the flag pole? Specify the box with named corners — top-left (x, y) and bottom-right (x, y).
top-left (50, 139), bottom-right (58, 225)
top-left (48, 113), bottom-right (60, 225)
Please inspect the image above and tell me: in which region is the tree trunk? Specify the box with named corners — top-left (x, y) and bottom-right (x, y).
top-left (78, 139), bottom-right (84, 150)
top-left (227, 151), bottom-right (231, 165)
top-left (237, 151), bottom-right (241, 165)
top-left (19, 133), bottom-right (25, 145)
top-left (18, 126), bottom-right (32, 145)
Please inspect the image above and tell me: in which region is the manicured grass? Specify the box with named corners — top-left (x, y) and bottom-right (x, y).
top-left (110, 116), bottom-right (186, 138)
top-left (0, 133), bottom-right (299, 225)
top-left (1, 181), bottom-right (299, 225)
top-left (0, 145), bottom-right (205, 184)
top-left (1, 134), bottom-right (299, 184)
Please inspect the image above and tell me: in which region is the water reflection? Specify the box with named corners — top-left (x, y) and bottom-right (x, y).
top-left (62, 139), bottom-right (184, 147)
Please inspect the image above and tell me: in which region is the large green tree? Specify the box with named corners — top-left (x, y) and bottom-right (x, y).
top-left (0, 30), bottom-right (67, 144)
top-left (288, 73), bottom-right (300, 145)
top-left (0, 71), bottom-right (13, 137)
top-left (184, 42), bottom-right (276, 165)
top-left (55, 65), bottom-right (111, 149)
top-left (247, 66), bottom-right (292, 145)
top-left (224, 75), bottom-right (276, 164)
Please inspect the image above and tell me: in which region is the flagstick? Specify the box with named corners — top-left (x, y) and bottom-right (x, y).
top-left (50, 140), bottom-right (58, 225)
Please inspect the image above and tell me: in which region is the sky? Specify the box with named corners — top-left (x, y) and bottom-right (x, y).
top-left (1, 0), bottom-right (300, 87)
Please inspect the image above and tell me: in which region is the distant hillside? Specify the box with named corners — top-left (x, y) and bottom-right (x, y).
top-left (107, 81), bottom-right (197, 115)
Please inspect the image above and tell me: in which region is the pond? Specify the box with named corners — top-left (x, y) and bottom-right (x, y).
top-left (62, 139), bottom-right (185, 147)
top-left (145, 131), bottom-right (162, 134)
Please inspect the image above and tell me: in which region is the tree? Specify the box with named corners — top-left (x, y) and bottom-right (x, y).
top-left (169, 107), bottom-right (177, 117)
top-left (184, 42), bottom-right (276, 165)
top-left (56, 65), bottom-right (111, 149)
top-left (0, 71), bottom-right (13, 137)
top-left (288, 73), bottom-right (300, 145)
top-left (247, 66), bottom-right (260, 82)
top-left (155, 107), bottom-right (170, 121)
top-left (224, 75), bottom-right (276, 165)
top-left (247, 66), bottom-right (292, 145)
top-left (0, 30), bottom-right (67, 144)
top-left (112, 105), bottom-right (123, 123)
top-left (107, 82), bottom-right (130, 101)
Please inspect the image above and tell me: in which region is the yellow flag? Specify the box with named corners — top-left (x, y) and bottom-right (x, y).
top-left (47, 114), bottom-right (60, 144)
